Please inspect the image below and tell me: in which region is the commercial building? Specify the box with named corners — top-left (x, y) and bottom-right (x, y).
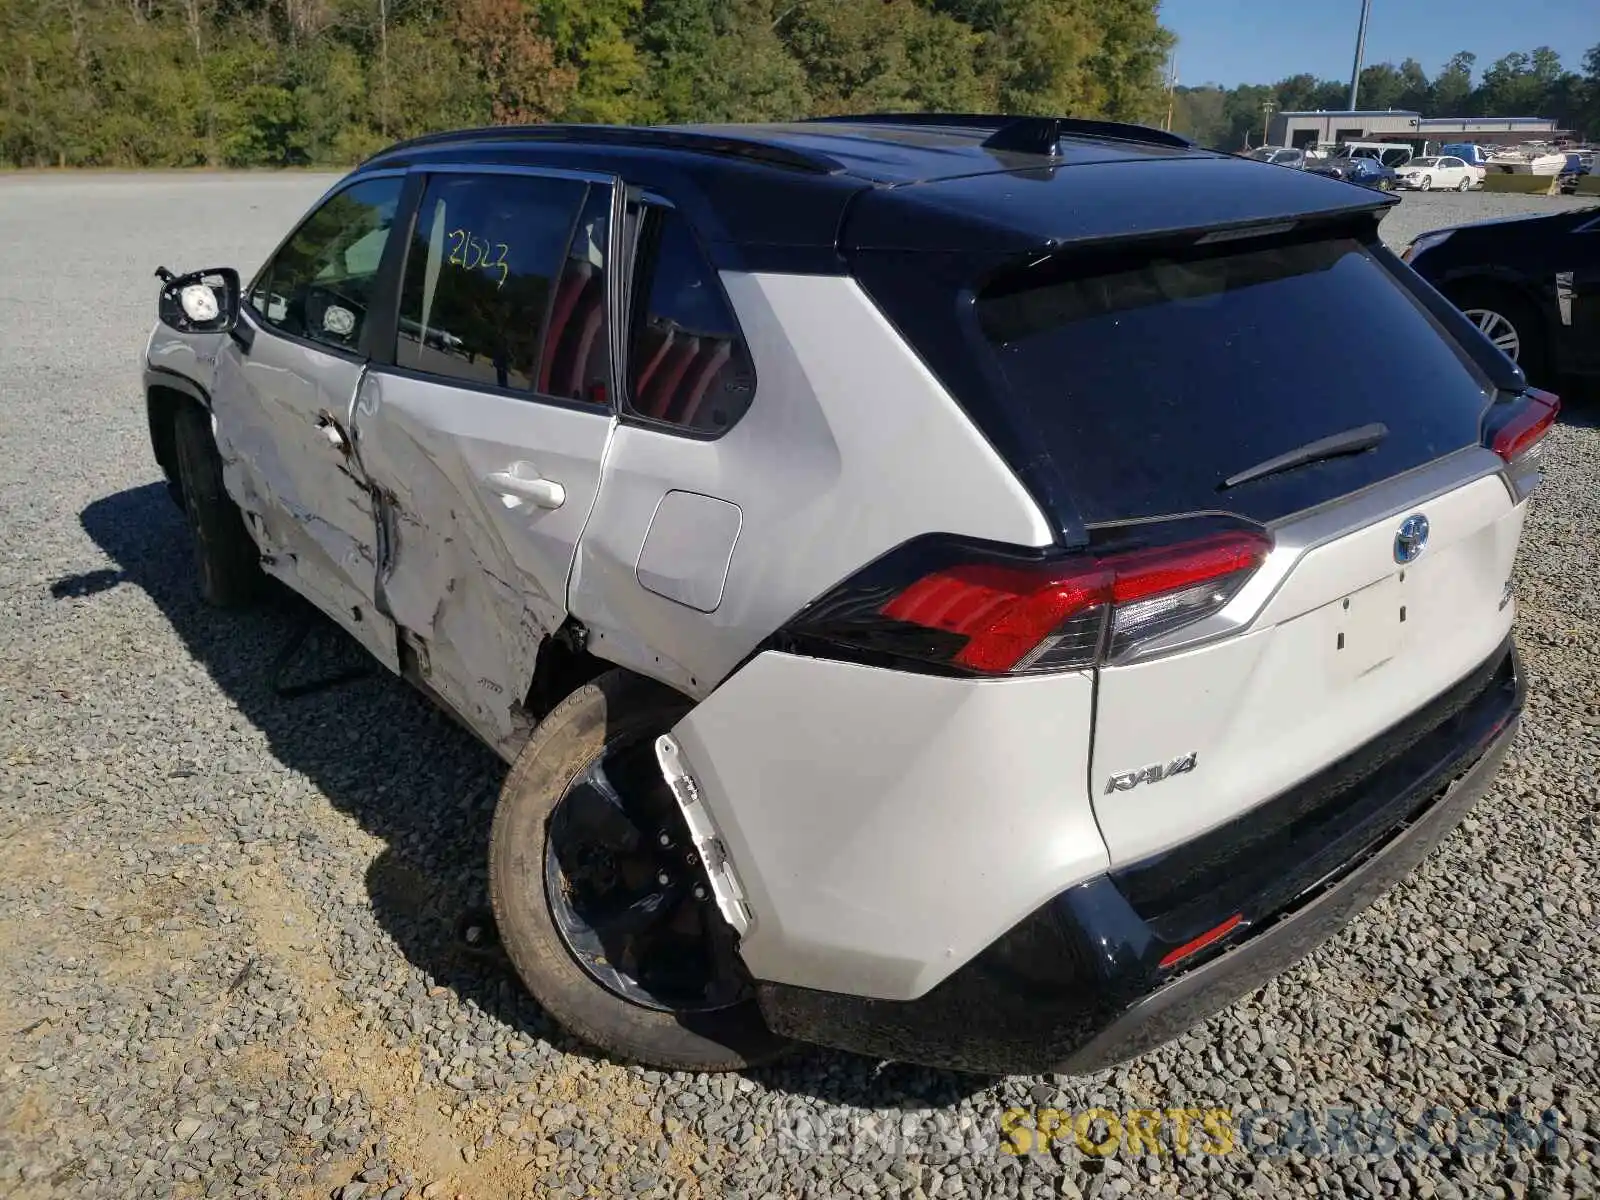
top-left (1265, 110), bottom-right (1566, 151)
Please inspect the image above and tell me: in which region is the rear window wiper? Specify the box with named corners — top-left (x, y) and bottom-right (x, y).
top-left (1220, 422), bottom-right (1388, 490)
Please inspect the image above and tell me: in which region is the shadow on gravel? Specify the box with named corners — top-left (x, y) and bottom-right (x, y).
top-left (1553, 375), bottom-right (1600, 426)
top-left (75, 482), bottom-right (997, 1108)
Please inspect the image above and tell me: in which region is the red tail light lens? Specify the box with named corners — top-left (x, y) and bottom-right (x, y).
top-left (1487, 387), bottom-right (1560, 462)
top-left (849, 530), bottom-right (1272, 676)
top-left (882, 562), bottom-right (1112, 673)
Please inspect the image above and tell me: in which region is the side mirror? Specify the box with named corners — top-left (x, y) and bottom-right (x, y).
top-left (155, 266), bottom-right (240, 335)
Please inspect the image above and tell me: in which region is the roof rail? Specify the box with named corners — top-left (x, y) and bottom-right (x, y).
top-left (803, 112), bottom-right (1195, 152)
top-left (363, 123), bottom-right (845, 175)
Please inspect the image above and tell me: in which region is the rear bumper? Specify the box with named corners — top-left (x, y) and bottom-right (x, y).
top-left (756, 635), bottom-right (1523, 1075)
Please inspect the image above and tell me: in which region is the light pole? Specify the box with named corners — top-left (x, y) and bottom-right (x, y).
top-left (1260, 98), bottom-right (1276, 148)
top-left (1348, 0), bottom-right (1374, 110)
top-left (1164, 51), bottom-right (1177, 132)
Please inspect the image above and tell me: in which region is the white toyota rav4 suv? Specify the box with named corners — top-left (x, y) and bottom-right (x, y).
top-left (142, 115), bottom-right (1551, 1075)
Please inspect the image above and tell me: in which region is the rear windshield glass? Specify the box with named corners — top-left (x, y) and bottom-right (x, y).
top-left (975, 235), bottom-right (1492, 525)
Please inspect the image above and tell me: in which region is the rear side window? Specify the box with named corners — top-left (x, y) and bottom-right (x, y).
top-left (975, 235), bottom-right (1493, 525)
top-left (396, 172), bottom-right (609, 401)
top-left (626, 207), bottom-right (755, 434)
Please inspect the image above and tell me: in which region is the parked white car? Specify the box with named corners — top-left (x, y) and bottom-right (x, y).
top-left (1395, 156), bottom-right (1480, 192)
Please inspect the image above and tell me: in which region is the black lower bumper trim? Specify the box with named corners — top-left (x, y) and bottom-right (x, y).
top-left (756, 637), bottom-right (1523, 1076)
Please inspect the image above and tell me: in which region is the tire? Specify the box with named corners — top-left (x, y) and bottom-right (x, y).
top-left (489, 669), bottom-right (792, 1071)
top-left (1457, 177), bottom-right (1471, 192)
top-left (1447, 284), bottom-right (1548, 384)
top-left (171, 402), bottom-right (263, 608)
top-left (1418, 175), bottom-right (1432, 191)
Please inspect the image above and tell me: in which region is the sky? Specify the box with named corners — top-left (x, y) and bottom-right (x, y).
top-left (1159, 0), bottom-right (1598, 89)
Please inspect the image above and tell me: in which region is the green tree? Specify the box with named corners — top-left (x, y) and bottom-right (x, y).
top-left (1170, 85), bottom-right (1227, 148)
top-left (383, 23), bottom-right (487, 139)
top-left (1221, 82), bottom-right (1272, 149)
top-left (775, 0), bottom-right (988, 114)
top-left (451, 0), bottom-right (577, 124)
top-left (1579, 44), bottom-right (1600, 138)
top-left (15, 0), bottom-right (1522, 169)
top-left (1356, 62), bottom-right (1407, 111)
top-left (635, 0), bottom-right (809, 124)
top-left (991, 0), bottom-right (1107, 115)
top-left (1478, 49), bottom-right (1562, 115)
top-left (1083, 0), bottom-right (1173, 122)
top-left (537, 0), bottom-right (647, 122)
top-left (1273, 73), bottom-right (1323, 114)
top-left (1394, 57), bottom-right (1430, 111)
top-left (1430, 51), bottom-right (1475, 115)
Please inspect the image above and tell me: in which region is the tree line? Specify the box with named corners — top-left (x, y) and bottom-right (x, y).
top-left (5, 1), bottom-right (1594, 169)
top-left (0, 0), bottom-right (1174, 167)
top-left (1173, 46), bottom-right (1600, 152)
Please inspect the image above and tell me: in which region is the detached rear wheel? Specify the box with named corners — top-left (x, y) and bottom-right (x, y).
top-left (172, 402), bottom-right (262, 608)
top-left (489, 669), bottom-right (790, 1071)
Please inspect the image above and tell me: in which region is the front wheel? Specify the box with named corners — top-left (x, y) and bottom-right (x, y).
top-left (1418, 175), bottom-right (1432, 191)
top-left (172, 402), bottom-right (263, 608)
top-left (489, 669), bottom-right (792, 1072)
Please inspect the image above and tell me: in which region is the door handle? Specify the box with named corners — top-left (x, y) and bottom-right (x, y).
top-left (486, 470), bottom-right (565, 510)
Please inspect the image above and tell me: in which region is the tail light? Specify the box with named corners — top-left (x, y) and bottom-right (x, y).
top-left (1484, 387), bottom-right (1559, 500)
top-left (782, 528), bottom-right (1272, 677)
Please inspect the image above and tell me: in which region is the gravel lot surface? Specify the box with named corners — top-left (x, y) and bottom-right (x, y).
top-left (1, 173), bottom-right (1597, 1200)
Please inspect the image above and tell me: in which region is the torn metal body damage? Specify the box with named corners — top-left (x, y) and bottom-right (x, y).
top-left (348, 369), bottom-right (614, 759)
top-left (208, 325), bottom-right (398, 674)
top-left (156, 270), bottom-right (1060, 768)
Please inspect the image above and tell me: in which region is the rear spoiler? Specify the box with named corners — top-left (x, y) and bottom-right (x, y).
top-left (842, 154), bottom-right (1395, 255)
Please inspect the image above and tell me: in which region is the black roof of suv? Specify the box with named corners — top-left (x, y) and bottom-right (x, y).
top-left (359, 114), bottom-right (1523, 543)
top-left (360, 115), bottom-right (1398, 271)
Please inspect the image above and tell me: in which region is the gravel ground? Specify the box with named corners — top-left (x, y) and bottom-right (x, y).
top-left (1, 173), bottom-right (1597, 1200)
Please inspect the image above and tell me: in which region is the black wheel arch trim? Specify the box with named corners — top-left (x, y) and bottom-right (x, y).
top-left (145, 365), bottom-right (212, 497)
top-left (145, 364), bottom-right (211, 409)
top-left (1431, 266), bottom-right (1549, 315)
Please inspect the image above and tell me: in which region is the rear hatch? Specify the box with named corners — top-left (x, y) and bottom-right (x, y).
top-left (847, 165), bottom-right (1549, 868)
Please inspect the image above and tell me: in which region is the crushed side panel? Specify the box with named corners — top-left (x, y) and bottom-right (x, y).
top-left (352, 371), bottom-right (614, 757)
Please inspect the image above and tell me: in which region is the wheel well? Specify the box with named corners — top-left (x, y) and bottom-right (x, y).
top-left (147, 385), bottom-right (196, 503)
top-left (523, 619), bottom-right (613, 724)
top-left (1438, 275), bottom-right (1540, 318)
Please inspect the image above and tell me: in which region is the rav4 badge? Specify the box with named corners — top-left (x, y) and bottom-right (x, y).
top-left (1104, 752), bottom-right (1198, 795)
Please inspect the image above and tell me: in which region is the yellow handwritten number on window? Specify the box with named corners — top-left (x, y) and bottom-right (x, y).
top-left (445, 229), bottom-right (511, 289)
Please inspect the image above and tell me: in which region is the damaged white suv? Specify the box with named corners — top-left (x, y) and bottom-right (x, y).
top-left (143, 115), bottom-right (1549, 1075)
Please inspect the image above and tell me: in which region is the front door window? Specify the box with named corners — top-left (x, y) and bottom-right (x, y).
top-left (247, 176), bottom-right (404, 353)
